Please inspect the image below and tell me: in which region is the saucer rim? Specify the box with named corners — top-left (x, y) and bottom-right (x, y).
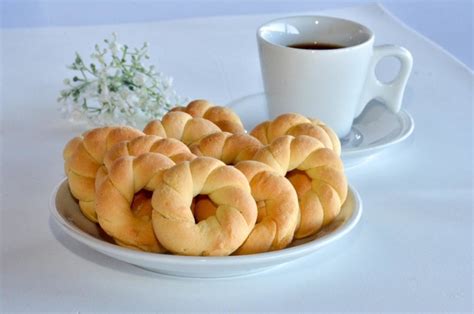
top-left (342, 108), bottom-right (414, 157)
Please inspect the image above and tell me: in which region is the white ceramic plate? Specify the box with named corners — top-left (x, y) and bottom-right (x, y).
top-left (50, 178), bottom-right (362, 278)
top-left (227, 93), bottom-right (415, 168)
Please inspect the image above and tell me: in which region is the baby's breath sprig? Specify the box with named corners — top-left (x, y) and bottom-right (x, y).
top-left (58, 33), bottom-right (185, 127)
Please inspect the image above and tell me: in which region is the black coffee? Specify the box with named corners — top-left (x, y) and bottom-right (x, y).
top-left (288, 42), bottom-right (345, 50)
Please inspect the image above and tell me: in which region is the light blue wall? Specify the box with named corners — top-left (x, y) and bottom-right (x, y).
top-left (1, 0), bottom-right (472, 68)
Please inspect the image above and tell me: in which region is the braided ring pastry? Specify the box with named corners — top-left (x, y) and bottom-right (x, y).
top-left (171, 99), bottom-right (245, 134)
top-left (95, 153), bottom-right (175, 252)
top-left (233, 161), bottom-right (299, 254)
top-left (188, 134), bottom-right (298, 253)
top-left (63, 126), bottom-right (143, 222)
top-left (143, 111), bottom-right (221, 145)
top-left (250, 113), bottom-right (341, 155)
top-left (94, 135), bottom-right (197, 225)
top-left (252, 135), bottom-right (347, 239)
top-left (151, 157), bottom-right (257, 256)
top-left (189, 132), bottom-right (263, 165)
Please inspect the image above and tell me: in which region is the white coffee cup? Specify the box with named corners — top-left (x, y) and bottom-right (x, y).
top-left (257, 16), bottom-right (413, 138)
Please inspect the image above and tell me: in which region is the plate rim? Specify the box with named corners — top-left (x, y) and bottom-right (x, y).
top-left (50, 178), bottom-right (362, 266)
top-left (227, 92), bottom-right (415, 158)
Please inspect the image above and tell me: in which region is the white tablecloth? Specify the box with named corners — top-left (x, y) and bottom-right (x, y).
top-left (1, 3), bottom-right (472, 312)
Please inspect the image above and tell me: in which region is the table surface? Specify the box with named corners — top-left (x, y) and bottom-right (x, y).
top-left (1, 2), bottom-right (473, 312)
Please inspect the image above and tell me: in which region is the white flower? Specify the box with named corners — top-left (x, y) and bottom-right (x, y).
top-left (114, 94), bottom-right (127, 110)
top-left (58, 33), bottom-right (185, 126)
top-left (119, 87), bottom-right (130, 100)
top-left (162, 76), bottom-right (173, 89)
top-left (109, 41), bottom-right (121, 55)
top-left (70, 110), bottom-right (83, 121)
top-left (133, 72), bottom-right (146, 86)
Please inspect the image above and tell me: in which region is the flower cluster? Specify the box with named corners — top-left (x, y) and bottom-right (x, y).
top-left (58, 33), bottom-right (185, 127)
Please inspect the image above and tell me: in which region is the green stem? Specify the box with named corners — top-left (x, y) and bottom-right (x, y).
top-left (121, 46), bottom-right (128, 62)
top-left (80, 69), bottom-right (87, 80)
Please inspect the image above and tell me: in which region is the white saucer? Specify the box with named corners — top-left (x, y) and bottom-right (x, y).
top-left (227, 93), bottom-right (415, 168)
top-left (50, 179), bottom-right (362, 278)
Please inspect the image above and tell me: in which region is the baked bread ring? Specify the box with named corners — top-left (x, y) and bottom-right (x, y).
top-left (189, 134), bottom-right (298, 253)
top-left (63, 126), bottom-right (144, 222)
top-left (250, 113), bottom-right (341, 155)
top-left (171, 99), bottom-right (245, 134)
top-left (151, 157), bottom-right (257, 256)
top-left (189, 132), bottom-right (263, 164)
top-left (252, 135), bottom-right (347, 239)
top-left (233, 161), bottom-right (299, 254)
top-left (95, 153), bottom-right (175, 252)
top-left (143, 111), bottom-right (221, 145)
top-left (97, 135), bottom-right (196, 234)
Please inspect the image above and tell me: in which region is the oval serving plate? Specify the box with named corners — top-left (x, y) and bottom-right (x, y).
top-left (50, 178), bottom-right (362, 278)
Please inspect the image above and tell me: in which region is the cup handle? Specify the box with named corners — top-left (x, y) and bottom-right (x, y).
top-left (355, 45), bottom-right (413, 117)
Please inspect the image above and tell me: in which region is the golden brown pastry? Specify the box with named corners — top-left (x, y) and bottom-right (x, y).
top-left (233, 161), bottom-right (299, 254)
top-left (151, 157), bottom-right (257, 256)
top-left (250, 113), bottom-right (341, 155)
top-left (93, 135), bottom-right (197, 252)
top-left (171, 99), bottom-right (245, 134)
top-left (130, 190), bottom-right (154, 218)
top-left (143, 111), bottom-right (221, 145)
top-left (251, 135), bottom-right (347, 238)
top-left (189, 132), bottom-right (263, 164)
top-left (191, 195), bottom-right (218, 223)
top-left (95, 153), bottom-right (175, 252)
top-left (63, 126), bottom-right (144, 222)
top-left (188, 161), bottom-right (299, 254)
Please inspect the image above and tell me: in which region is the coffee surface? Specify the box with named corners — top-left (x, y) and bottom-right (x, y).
top-left (288, 42), bottom-right (345, 50)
